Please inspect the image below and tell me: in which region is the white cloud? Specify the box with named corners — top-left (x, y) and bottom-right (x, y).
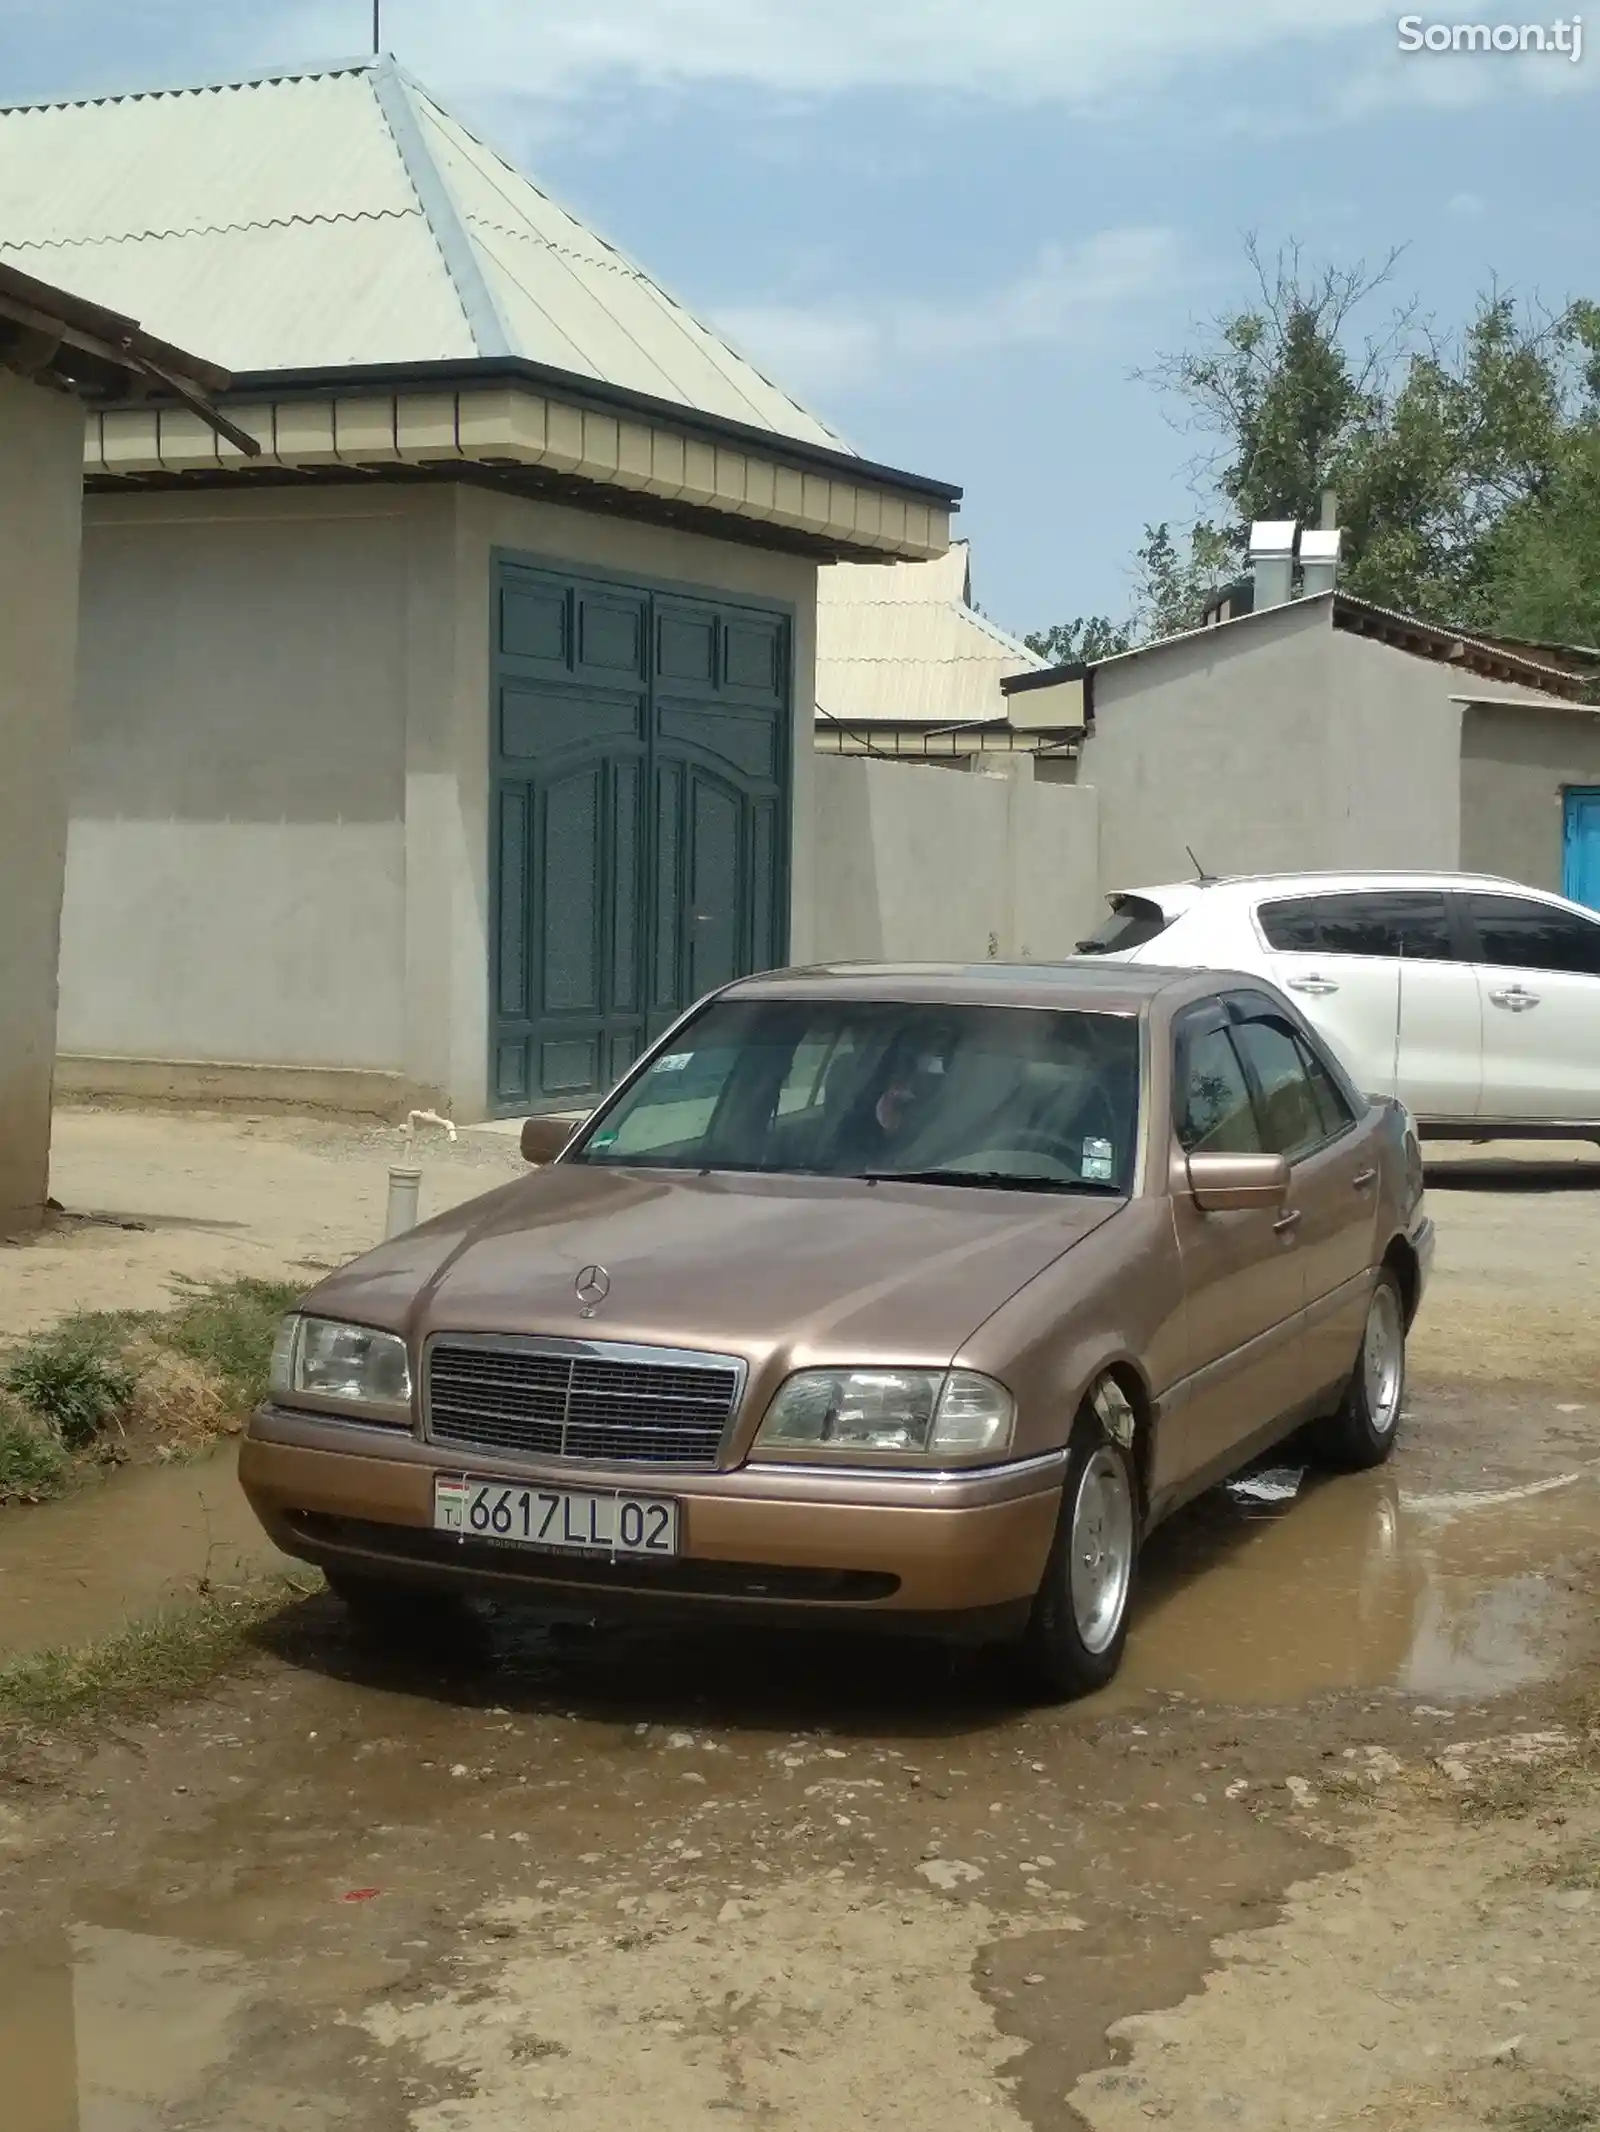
top-left (716, 227), bottom-right (1185, 395)
top-left (274, 0), bottom-right (1408, 107)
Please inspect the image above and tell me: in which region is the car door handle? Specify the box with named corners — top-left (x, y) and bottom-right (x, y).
top-left (1272, 1209), bottom-right (1303, 1234)
top-left (1488, 986), bottom-right (1540, 1011)
top-left (1352, 1168), bottom-right (1378, 1191)
top-left (1286, 976), bottom-right (1339, 996)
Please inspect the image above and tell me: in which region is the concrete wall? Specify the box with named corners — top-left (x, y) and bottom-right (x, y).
top-left (811, 755), bottom-right (1102, 963)
top-left (1459, 701), bottom-right (1600, 895)
top-left (65, 482), bottom-right (818, 1120)
top-left (1079, 597), bottom-right (1466, 890)
top-left (0, 373), bottom-right (84, 1232)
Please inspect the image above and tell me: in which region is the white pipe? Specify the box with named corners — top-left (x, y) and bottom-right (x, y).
top-left (385, 1165), bottom-right (422, 1239)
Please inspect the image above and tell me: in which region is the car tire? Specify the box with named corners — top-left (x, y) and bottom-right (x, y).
top-left (1014, 1386), bottom-right (1140, 1701)
top-left (1313, 1267), bottom-right (1408, 1472)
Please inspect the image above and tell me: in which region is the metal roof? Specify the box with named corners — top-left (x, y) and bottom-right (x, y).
top-left (0, 57), bottom-right (845, 450)
top-left (816, 543), bottom-right (1044, 728)
top-left (1015, 586), bottom-right (1589, 703)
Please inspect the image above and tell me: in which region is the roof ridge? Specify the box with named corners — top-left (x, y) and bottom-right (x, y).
top-left (0, 56), bottom-right (380, 114)
top-left (1, 206), bottom-right (421, 252)
top-left (398, 67), bottom-right (845, 446)
top-left (367, 59), bottom-right (510, 361)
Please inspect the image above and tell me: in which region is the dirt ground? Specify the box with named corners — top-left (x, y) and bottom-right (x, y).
top-left (1, 1111), bottom-right (1598, 2132)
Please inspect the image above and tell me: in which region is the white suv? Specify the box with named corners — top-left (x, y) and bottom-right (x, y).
top-left (1082, 871), bottom-right (1600, 1144)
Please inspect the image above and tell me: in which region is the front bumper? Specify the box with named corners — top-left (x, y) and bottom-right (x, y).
top-left (240, 1406), bottom-right (1065, 1635)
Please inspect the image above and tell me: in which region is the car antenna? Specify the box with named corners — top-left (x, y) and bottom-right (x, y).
top-left (1186, 845), bottom-right (1218, 885)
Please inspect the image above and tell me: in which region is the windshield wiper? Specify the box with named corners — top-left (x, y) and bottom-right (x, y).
top-left (857, 1170), bottom-right (1123, 1196)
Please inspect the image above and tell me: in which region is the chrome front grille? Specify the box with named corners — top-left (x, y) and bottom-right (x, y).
top-left (424, 1338), bottom-right (743, 1470)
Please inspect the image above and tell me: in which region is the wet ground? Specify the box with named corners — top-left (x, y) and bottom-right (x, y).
top-left (1, 1146), bottom-right (1597, 2130)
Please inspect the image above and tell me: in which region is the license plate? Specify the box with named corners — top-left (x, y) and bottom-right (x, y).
top-left (433, 1476), bottom-right (680, 1558)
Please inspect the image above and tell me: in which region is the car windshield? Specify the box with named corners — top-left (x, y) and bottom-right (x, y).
top-left (570, 999), bottom-right (1140, 1193)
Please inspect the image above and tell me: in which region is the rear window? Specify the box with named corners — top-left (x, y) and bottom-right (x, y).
top-left (1078, 894), bottom-right (1174, 956)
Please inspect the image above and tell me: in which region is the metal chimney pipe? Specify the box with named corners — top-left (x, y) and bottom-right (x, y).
top-left (1248, 521), bottom-right (1298, 610)
top-left (1300, 527), bottom-right (1342, 597)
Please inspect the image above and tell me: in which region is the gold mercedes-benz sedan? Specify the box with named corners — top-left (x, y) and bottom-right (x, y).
top-left (241, 962), bottom-right (1432, 1697)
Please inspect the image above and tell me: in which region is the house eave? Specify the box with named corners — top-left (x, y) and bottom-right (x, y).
top-left (84, 367), bottom-right (957, 562)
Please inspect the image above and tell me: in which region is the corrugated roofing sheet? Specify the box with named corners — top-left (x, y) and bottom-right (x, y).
top-left (816, 545), bottom-right (1045, 725)
top-left (0, 59), bottom-right (846, 449)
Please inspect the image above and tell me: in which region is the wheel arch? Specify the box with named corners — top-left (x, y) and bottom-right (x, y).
top-left (1381, 1233), bottom-right (1421, 1328)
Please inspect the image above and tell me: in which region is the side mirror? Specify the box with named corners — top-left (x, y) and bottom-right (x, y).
top-left (1187, 1150), bottom-right (1291, 1212)
top-left (521, 1113), bottom-right (584, 1165)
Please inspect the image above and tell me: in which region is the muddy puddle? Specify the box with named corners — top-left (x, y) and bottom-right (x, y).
top-left (1122, 1460), bottom-right (1597, 1703)
top-left (0, 1426), bottom-right (1593, 1702)
top-left (0, 1449), bottom-right (289, 1660)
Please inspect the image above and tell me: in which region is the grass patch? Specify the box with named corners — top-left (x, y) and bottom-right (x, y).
top-left (0, 1399), bottom-right (71, 1502)
top-left (0, 1276), bottom-right (307, 1494)
top-left (1489, 2090), bottom-right (1600, 2131)
top-left (156, 1276), bottom-right (304, 1407)
top-left (3, 1327), bottom-right (136, 1448)
top-left (0, 1576), bottom-right (316, 1729)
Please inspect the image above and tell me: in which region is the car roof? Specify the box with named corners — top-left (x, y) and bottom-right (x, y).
top-left (723, 959), bottom-right (1203, 1015)
top-left (1112, 869), bottom-right (1546, 909)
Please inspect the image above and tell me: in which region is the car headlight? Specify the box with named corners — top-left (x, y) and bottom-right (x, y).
top-left (268, 1315), bottom-right (412, 1419)
top-left (752, 1369), bottom-right (1014, 1461)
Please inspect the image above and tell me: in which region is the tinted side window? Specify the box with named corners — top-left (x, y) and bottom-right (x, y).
top-left (1298, 1037), bottom-right (1356, 1138)
top-left (1230, 1016), bottom-right (1333, 1159)
top-left (1465, 894), bottom-right (1600, 977)
top-left (1176, 1019), bottom-right (1262, 1154)
top-left (1258, 897), bottom-right (1326, 952)
top-left (1317, 891), bottom-right (1455, 961)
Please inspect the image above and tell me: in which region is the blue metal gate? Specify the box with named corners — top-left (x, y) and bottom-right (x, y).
top-left (490, 558), bottom-right (792, 1114)
top-left (1564, 787), bottom-right (1600, 912)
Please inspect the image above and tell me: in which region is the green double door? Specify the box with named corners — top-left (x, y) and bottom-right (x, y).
top-left (491, 559), bottom-right (791, 1113)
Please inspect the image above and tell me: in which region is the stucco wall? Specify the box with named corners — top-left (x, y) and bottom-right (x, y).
top-left (65, 489), bottom-right (414, 1076)
top-left (0, 373), bottom-right (84, 1231)
top-left (1079, 598), bottom-right (1465, 890)
top-left (1459, 701), bottom-right (1600, 894)
top-left (65, 482), bottom-right (819, 1119)
top-left (811, 755), bottom-right (1101, 963)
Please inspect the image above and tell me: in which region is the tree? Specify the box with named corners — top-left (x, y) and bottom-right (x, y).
top-left (1141, 238), bottom-right (1409, 546)
top-left (1023, 615), bottom-right (1132, 665)
top-left (1128, 521), bottom-right (1240, 641)
top-left (1027, 248), bottom-right (1600, 656)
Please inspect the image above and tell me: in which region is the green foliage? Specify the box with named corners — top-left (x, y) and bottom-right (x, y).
top-left (1106, 241), bottom-right (1600, 650)
top-left (1130, 521), bottom-right (1244, 641)
top-left (4, 1329), bottom-right (136, 1449)
top-left (156, 1276), bottom-right (305, 1408)
top-left (0, 1401), bottom-right (70, 1501)
top-left (1023, 615), bottom-right (1133, 666)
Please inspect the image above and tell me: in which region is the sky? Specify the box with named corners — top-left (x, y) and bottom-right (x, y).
top-left (1, 2), bottom-right (1595, 639)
